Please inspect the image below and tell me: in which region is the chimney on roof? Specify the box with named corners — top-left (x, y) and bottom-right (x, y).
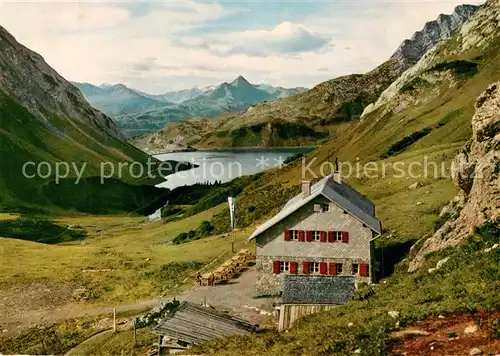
top-left (333, 172), bottom-right (342, 184)
top-left (302, 180), bottom-right (311, 197)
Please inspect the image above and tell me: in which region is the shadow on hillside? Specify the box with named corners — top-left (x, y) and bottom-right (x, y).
top-left (0, 217), bottom-right (86, 244)
top-left (374, 239), bottom-right (418, 279)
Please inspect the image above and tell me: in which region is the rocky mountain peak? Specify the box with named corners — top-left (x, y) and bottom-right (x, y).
top-left (390, 4), bottom-right (480, 66)
top-left (0, 25), bottom-right (121, 139)
top-left (109, 83), bottom-right (130, 91)
top-left (231, 75), bottom-right (252, 88)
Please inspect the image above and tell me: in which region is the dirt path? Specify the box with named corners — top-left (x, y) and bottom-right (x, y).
top-left (0, 293), bottom-right (162, 336)
top-left (64, 328), bottom-right (113, 356)
top-left (0, 266), bottom-right (274, 336)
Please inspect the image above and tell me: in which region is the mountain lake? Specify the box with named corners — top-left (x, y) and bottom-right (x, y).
top-left (148, 148), bottom-right (315, 220)
top-left (155, 147), bottom-right (315, 190)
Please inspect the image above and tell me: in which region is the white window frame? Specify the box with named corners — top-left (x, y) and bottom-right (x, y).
top-left (290, 230), bottom-right (299, 241)
top-left (321, 203), bottom-right (330, 212)
top-left (309, 262), bottom-right (320, 274)
top-left (336, 263), bottom-right (343, 274)
top-left (313, 231), bottom-right (321, 241)
top-left (352, 263), bottom-right (359, 275)
top-left (280, 261), bottom-right (290, 272)
top-left (334, 231), bottom-right (342, 241)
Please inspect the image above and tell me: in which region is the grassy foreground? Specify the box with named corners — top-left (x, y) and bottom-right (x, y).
top-left (0, 307), bottom-right (153, 355)
top-left (66, 327), bottom-right (156, 356)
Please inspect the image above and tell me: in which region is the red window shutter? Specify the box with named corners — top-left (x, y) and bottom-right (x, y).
top-left (360, 264), bottom-right (369, 277)
top-left (327, 231), bottom-right (335, 243)
top-left (284, 229), bottom-right (290, 241)
top-left (303, 261), bottom-right (309, 274)
top-left (319, 262), bottom-right (327, 275)
top-left (320, 231), bottom-right (327, 242)
top-left (306, 230), bottom-right (313, 242)
top-left (273, 261), bottom-right (281, 274)
top-left (342, 231), bottom-right (350, 243)
top-left (298, 230), bottom-right (305, 242)
top-left (328, 263), bottom-right (337, 275)
top-left (290, 262), bottom-right (298, 274)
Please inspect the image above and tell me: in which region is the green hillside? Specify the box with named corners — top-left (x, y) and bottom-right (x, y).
top-left (0, 25), bottom-right (185, 214)
top-left (0, 88), bottom-right (179, 214)
top-left (204, 0), bottom-right (500, 244)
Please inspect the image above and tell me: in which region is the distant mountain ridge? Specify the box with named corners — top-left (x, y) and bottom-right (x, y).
top-left (150, 88), bottom-right (205, 103)
top-left (74, 82), bottom-right (171, 118)
top-left (132, 3), bottom-right (480, 152)
top-left (73, 77), bottom-right (307, 137)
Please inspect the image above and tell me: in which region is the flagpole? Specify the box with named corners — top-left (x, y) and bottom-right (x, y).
top-left (228, 196), bottom-right (236, 253)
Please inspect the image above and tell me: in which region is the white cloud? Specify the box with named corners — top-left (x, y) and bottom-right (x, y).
top-left (0, 0), bottom-right (486, 92)
top-left (198, 21), bottom-right (331, 57)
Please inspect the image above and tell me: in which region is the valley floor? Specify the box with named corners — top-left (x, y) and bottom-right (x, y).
top-left (0, 208), bottom-right (257, 335)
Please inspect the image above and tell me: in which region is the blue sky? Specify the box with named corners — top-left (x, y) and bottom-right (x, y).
top-left (0, 0), bottom-right (484, 93)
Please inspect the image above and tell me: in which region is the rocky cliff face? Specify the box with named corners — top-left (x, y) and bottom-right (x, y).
top-left (0, 26), bottom-right (122, 140)
top-left (363, 2), bottom-right (494, 118)
top-left (408, 82), bottom-right (500, 272)
top-left (391, 5), bottom-right (480, 66)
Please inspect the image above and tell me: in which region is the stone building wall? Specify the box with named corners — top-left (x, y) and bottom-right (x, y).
top-left (255, 196), bottom-right (375, 295)
top-left (256, 255), bottom-right (371, 295)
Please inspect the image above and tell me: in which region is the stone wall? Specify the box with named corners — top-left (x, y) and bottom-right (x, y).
top-left (256, 255), bottom-right (371, 295)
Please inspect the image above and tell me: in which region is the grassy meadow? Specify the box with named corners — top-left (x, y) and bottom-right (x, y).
top-left (0, 205), bottom-right (253, 304)
top-left (0, 140), bottom-right (461, 302)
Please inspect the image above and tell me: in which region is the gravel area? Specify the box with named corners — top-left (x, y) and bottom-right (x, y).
top-left (181, 266), bottom-right (279, 324)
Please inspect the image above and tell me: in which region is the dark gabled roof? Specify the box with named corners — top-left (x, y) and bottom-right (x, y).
top-left (282, 275), bottom-right (356, 305)
top-left (248, 174), bottom-right (381, 241)
top-left (153, 301), bottom-right (257, 344)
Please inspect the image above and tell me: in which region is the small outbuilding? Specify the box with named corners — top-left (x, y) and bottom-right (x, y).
top-left (278, 274), bottom-right (356, 331)
top-left (153, 301), bottom-right (258, 353)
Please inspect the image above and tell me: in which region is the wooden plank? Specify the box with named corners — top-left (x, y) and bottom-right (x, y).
top-left (279, 304), bottom-right (338, 330)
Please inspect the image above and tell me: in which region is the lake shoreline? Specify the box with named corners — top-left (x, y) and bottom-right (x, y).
top-left (153, 146), bottom-right (317, 156)
top-left (197, 146), bottom-right (318, 153)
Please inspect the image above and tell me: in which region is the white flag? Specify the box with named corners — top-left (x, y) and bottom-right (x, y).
top-left (228, 196), bottom-right (236, 229)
